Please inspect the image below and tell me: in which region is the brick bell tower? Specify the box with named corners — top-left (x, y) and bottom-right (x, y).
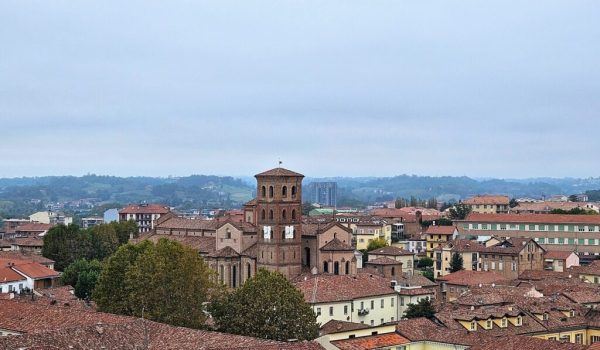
top-left (255, 167), bottom-right (304, 279)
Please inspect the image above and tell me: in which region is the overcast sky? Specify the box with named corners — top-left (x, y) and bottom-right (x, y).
top-left (1, 1), bottom-right (599, 179)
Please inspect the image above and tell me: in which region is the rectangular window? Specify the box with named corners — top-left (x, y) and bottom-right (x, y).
top-left (568, 238), bottom-right (575, 245)
top-left (558, 238), bottom-right (564, 244)
top-left (381, 318), bottom-right (384, 325)
top-left (316, 307), bottom-right (321, 316)
top-left (344, 305), bottom-right (348, 315)
top-left (371, 300), bottom-right (374, 309)
top-left (400, 297), bottom-right (404, 306)
top-left (329, 307), bottom-right (334, 316)
top-left (370, 320), bottom-right (374, 326)
top-left (548, 238), bottom-right (555, 244)
top-left (579, 226), bottom-right (585, 232)
top-left (381, 299), bottom-right (384, 308)
top-left (391, 298), bottom-right (394, 307)
top-left (491, 262), bottom-right (496, 270)
top-left (579, 238), bottom-right (586, 245)
top-left (538, 237), bottom-right (545, 244)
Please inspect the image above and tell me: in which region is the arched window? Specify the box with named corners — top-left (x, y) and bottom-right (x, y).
top-left (225, 229), bottom-right (231, 239)
top-left (269, 186), bottom-right (274, 198)
top-left (282, 229), bottom-right (286, 239)
top-left (291, 186), bottom-right (297, 197)
top-left (269, 210), bottom-right (274, 220)
top-left (323, 261), bottom-right (329, 273)
top-left (334, 261), bottom-right (340, 275)
top-left (345, 261), bottom-right (350, 274)
top-left (282, 186), bottom-right (287, 197)
top-left (291, 209), bottom-right (296, 220)
top-left (261, 209), bottom-right (266, 220)
top-left (261, 186), bottom-right (266, 197)
top-left (282, 209), bottom-right (287, 220)
top-left (391, 267), bottom-right (396, 276)
top-left (247, 263), bottom-right (251, 281)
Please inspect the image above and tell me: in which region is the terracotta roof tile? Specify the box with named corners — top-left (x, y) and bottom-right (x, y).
top-left (424, 225), bottom-right (456, 235)
top-left (319, 320), bottom-right (370, 335)
top-left (464, 195), bottom-right (510, 205)
top-left (332, 333), bottom-right (410, 350)
top-left (437, 270), bottom-right (510, 287)
top-left (294, 273), bottom-right (396, 304)
top-left (12, 263), bottom-right (60, 279)
top-left (255, 167), bottom-right (304, 177)
top-left (365, 257), bottom-right (402, 266)
top-left (320, 238), bottom-right (354, 251)
top-left (368, 245), bottom-right (413, 256)
top-left (0, 267), bottom-right (27, 283)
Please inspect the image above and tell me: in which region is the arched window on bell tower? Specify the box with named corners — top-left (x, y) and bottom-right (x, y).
top-left (269, 210), bottom-right (274, 220)
top-left (261, 186), bottom-right (266, 197)
top-left (269, 186), bottom-right (274, 198)
top-left (291, 186), bottom-right (297, 197)
top-left (292, 209), bottom-right (296, 220)
top-left (261, 209), bottom-right (266, 220)
top-left (282, 209), bottom-right (287, 220)
top-left (282, 186), bottom-right (287, 197)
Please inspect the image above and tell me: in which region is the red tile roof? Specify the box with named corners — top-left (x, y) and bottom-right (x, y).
top-left (463, 213), bottom-right (600, 224)
top-left (368, 245), bottom-right (413, 256)
top-left (0, 305), bottom-right (282, 349)
top-left (424, 225), bottom-right (456, 235)
top-left (437, 270), bottom-right (510, 287)
top-left (15, 223), bottom-right (54, 232)
top-left (319, 320), bottom-right (370, 335)
top-left (464, 195), bottom-right (510, 205)
top-left (255, 167), bottom-right (304, 177)
top-left (332, 333), bottom-right (410, 350)
top-left (12, 237), bottom-right (44, 247)
top-left (0, 251), bottom-right (54, 266)
top-left (320, 238), bottom-right (354, 251)
top-left (0, 267), bottom-right (26, 283)
top-left (119, 204), bottom-right (170, 215)
top-left (365, 257), bottom-right (402, 266)
top-left (13, 263), bottom-right (60, 279)
top-left (544, 250), bottom-right (575, 260)
top-left (294, 273), bottom-right (396, 304)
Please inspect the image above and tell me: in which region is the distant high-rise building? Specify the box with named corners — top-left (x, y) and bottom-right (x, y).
top-left (308, 182), bottom-right (337, 207)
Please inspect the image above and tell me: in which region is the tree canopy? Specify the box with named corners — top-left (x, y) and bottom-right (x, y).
top-left (449, 203), bottom-right (471, 220)
top-left (449, 252), bottom-right (464, 273)
top-left (403, 298), bottom-right (435, 319)
top-left (209, 269), bottom-right (319, 341)
top-left (93, 239), bottom-right (214, 329)
top-left (42, 221), bottom-right (138, 271)
top-left (367, 237), bottom-right (388, 252)
top-left (61, 259), bottom-right (103, 299)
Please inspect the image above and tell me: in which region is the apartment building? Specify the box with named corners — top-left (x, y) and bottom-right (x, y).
top-left (424, 225), bottom-right (458, 258)
top-left (458, 213), bottom-right (600, 259)
top-left (118, 204), bottom-right (170, 233)
top-left (463, 195), bottom-right (510, 214)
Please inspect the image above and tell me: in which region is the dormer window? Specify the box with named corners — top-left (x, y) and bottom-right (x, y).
top-left (570, 310), bottom-right (576, 318)
top-left (501, 318), bottom-right (507, 328)
top-left (470, 321), bottom-right (477, 331)
top-left (516, 316), bottom-right (522, 326)
top-left (542, 313), bottom-right (549, 321)
top-left (486, 320), bottom-right (492, 329)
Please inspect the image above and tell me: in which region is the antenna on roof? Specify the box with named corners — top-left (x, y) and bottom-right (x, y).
top-left (278, 159), bottom-right (282, 167)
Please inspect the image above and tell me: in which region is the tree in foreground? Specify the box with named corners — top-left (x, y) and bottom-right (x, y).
top-left (61, 259), bottom-right (103, 299)
top-left (403, 298), bottom-right (435, 319)
top-left (209, 269), bottom-right (319, 341)
top-left (449, 252), bottom-right (464, 273)
top-left (367, 237), bottom-right (388, 252)
top-left (93, 239), bottom-right (214, 329)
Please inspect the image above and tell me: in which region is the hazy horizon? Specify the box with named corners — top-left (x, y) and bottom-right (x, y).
top-left (2, 1), bottom-right (599, 178)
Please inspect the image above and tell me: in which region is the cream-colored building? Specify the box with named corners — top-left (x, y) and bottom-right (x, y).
top-left (367, 245), bottom-right (415, 276)
top-left (295, 273), bottom-right (400, 327)
top-left (28, 211), bottom-right (72, 226)
top-left (463, 195), bottom-right (510, 214)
